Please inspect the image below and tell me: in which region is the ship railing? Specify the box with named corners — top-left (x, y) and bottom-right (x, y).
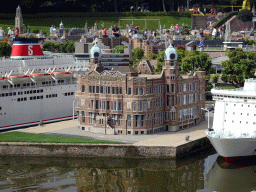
top-left (209, 129), bottom-right (256, 138)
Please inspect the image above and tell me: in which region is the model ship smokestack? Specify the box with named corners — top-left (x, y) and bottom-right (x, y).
top-left (10, 38), bottom-right (44, 60)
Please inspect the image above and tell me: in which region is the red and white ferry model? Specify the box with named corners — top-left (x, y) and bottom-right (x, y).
top-left (0, 38), bottom-right (89, 130)
top-left (206, 78), bottom-right (256, 162)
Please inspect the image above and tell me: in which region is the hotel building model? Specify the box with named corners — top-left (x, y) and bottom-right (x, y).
top-left (75, 44), bottom-right (206, 135)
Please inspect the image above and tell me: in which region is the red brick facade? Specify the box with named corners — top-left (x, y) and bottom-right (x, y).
top-left (75, 46), bottom-right (205, 135)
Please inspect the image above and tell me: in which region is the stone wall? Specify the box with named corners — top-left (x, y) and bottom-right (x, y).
top-left (0, 137), bottom-right (212, 158)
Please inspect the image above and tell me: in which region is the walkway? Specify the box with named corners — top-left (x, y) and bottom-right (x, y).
top-left (15, 113), bottom-right (214, 146)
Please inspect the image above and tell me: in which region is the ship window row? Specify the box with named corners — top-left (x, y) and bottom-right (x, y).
top-left (227, 103), bottom-right (256, 108)
top-left (228, 112), bottom-right (256, 116)
top-left (0, 89), bottom-right (43, 97)
top-left (88, 85), bottom-right (123, 95)
top-left (64, 92), bottom-right (74, 96)
top-left (30, 95), bottom-right (44, 100)
top-left (227, 120), bottom-right (256, 125)
top-left (0, 92), bottom-right (17, 97)
top-left (219, 95), bottom-right (256, 99)
top-left (46, 94), bottom-right (57, 98)
top-left (17, 97), bottom-right (27, 102)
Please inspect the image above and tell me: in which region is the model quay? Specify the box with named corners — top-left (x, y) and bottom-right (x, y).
top-left (207, 78), bottom-right (256, 162)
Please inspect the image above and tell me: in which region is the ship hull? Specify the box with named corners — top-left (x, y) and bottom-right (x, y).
top-left (0, 84), bottom-right (78, 130)
top-left (206, 131), bottom-right (256, 162)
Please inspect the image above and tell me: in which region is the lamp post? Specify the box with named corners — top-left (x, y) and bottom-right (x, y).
top-left (201, 108), bottom-right (211, 131)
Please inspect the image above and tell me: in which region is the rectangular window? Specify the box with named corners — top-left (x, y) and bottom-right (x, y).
top-left (127, 115), bottom-right (131, 127)
top-left (140, 87), bottom-right (144, 95)
top-left (95, 100), bottom-right (99, 109)
top-left (108, 87), bottom-right (110, 94)
top-left (179, 85), bottom-right (183, 92)
top-left (119, 87), bottom-right (122, 94)
top-left (171, 95), bottom-right (174, 106)
top-left (135, 88), bottom-right (139, 95)
top-left (144, 101), bottom-right (147, 112)
top-left (194, 82), bottom-right (197, 90)
top-left (102, 101), bottom-right (106, 110)
top-left (138, 102), bottom-right (143, 112)
top-left (132, 102), bottom-right (136, 112)
top-left (165, 111), bottom-right (169, 121)
top-left (114, 101), bottom-right (117, 111)
top-left (90, 100), bottom-right (94, 109)
top-left (128, 88), bottom-right (131, 95)
top-left (116, 87), bottom-right (119, 94)
top-left (135, 115), bottom-right (139, 127)
top-left (104, 86), bottom-right (107, 94)
top-left (92, 86), bottom-right (95, 93)
top-left (96, 86), bottom-right (99, 93)
top-left (141, 115), bottom-right (144, 127)
top-left (107, 101), bottom-right (110, 110)
top-left (179, 95), bottom-right (182, 106)
top-left (167, 95), bottom-right (170, 106)
top-left (183, 84), bottom-right (187, 92)
top-left (100, 86), bottom-right (103, 93)
top-left (171, 84), bottom-right (175, 93)
top-left (82, 85), bottom-right (86, 92)
top-left (112, 87), bottom-right (115, 94)
top-left (183, 95), bottom-right (187, 105)
top-left (118, 101), bottom-right (122, 111)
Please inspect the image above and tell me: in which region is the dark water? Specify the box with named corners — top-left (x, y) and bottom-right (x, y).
top-left (0, 149), bottom-right (255, 192)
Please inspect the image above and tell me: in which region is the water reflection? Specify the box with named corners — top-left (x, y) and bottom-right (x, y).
top-left (0, 149), bottom-right (215, 192)
top-left (206, 156), bottom-right (256, 192)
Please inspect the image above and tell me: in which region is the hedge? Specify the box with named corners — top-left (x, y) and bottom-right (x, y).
top-left (0, 11), bottom-right (191, 20)
top-left (213, 11), bottom-right (238, 28)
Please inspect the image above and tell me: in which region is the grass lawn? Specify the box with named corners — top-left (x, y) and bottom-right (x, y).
top-left (0, 15), bottom-right (191, 34)
top-left (216, 86), bottom-right (236, 89)
top-left (0, 131), bottom-right (123, 144)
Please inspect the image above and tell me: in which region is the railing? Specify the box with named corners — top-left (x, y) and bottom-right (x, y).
top-left (208, 129), bottom-right (256, 138)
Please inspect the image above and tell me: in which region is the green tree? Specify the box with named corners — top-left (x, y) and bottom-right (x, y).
top-left (132, 47), bottom-right (144, 59)
top-left (148, 53), bottom-right (157, 59)
top-left (221, 48), bottom-right (256, 85)
top-left (42, 42), bottom-right (55, 51)
top-left (114, 45), bottom-right (127, 53)
top-left (211, 73), bottom-right (220, 83)
top-left (237, 9), bottom-right (253, 29)
top-left (0, 41), bottom-right (12, 57)
top-left (179, 50), bottom-right (213, 75)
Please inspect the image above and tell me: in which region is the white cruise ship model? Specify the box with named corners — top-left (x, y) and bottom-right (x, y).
top-left (0, 38), bottom-right (89, 130)
top-left (206, 78), bottom-right (256, 162)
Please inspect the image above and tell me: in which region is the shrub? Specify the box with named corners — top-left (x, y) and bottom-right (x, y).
top-left (237, 9), bottom-right (253, 23)
top-left (32, 29), bottom-right (40, 33)
top-left (179, 24), bottom-right (190, 35)
top-left (211, 73), bottom-right (220, 83)
top-left (114, 45), bottom-right (127, 53)
top-left (132, 48), bottom-right (144, 59)
top-left (148, 53), bottom-right (157, 59)
top-left (206, 84), bottom-right (213, 91)
top-left (177, 45), bottom-right (185, 50)
top-left (0, 41), bottom-right (12, 57)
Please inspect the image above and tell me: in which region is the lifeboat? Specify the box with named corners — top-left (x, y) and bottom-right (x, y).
top-left (31, 72), bottom-right (53, 81)
top-left (0, 76), bottom-right (8, 84)
top-left (9, 74), bottom-right (32, 83)
top-left (53, 71), bottom-right (73, 79)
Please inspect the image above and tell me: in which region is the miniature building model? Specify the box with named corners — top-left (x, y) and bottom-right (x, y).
top-left (15, 6), bottom-right (23, 34)
top-left (75, 44), bottom-right (205, 135)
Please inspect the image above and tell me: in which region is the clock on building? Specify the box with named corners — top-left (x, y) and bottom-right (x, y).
top-left (94, 52), bottom-right (99, 57)
top-left (170, 53), bottom-right (175, 59)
